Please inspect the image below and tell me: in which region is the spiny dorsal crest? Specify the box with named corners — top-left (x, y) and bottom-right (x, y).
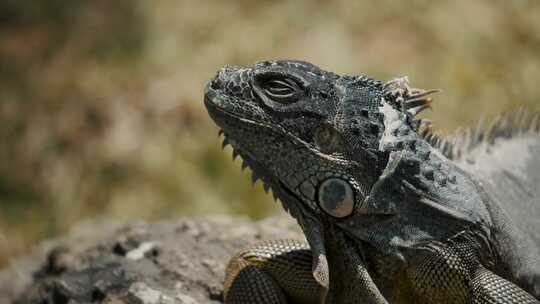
top-left (419, 108), bottom-right (540, 160)
top-left (383, 77), bottom-right (439, 117)
top-left (382, 76), bottom-right (439, 133)
top-left (382, 77), bottom-right (540, 161)
top-left (445, 109), bottom-right (540, 160)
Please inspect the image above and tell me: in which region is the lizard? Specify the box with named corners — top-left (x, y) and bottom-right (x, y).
top-left (203, 59), bottom-right (540, 303)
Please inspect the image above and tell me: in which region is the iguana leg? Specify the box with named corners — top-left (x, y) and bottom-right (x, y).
top-left (408, 241), bottom-right (539, 303)
top-left (471, 268), bottom-right (539, 304)
top-left (224, 239), bottom-right (322, 304)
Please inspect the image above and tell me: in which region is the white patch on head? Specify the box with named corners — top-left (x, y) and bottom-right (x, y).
top-left (378, 101), bottom-right (407, 151)
top-left (383, 76), bottom-right (411, 104)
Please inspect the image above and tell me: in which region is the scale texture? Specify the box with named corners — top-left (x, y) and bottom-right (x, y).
top-left (204, 60), bottom-right (540, 303)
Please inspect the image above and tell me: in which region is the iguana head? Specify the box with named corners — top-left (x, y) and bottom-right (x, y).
top-left (204, 59), bottom-right (477, 295)
top-left (205, 59), bottom-right (435, 221)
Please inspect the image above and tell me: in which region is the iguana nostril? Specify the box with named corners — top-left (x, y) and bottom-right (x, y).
top-left (210, 76), bottom-right (222, 90)
top-left (211, 70), bottom-right (227, 90)
top-left (211, 66), bottom-right (238, 90)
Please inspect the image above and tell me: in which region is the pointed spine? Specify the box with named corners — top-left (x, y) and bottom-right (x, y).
top-left (221, 137), bottom-right (230, 149)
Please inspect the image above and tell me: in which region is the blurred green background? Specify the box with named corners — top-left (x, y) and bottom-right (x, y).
top-left (1, 0), bottom-right (539, 267)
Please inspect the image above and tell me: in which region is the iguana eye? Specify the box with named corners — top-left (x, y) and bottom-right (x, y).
top-left (262, 78), bottom-right (301, 104)
top-left (318, 178), bottom-right (354, 218)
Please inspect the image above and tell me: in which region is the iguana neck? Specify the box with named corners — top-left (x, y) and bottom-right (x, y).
top-left (340, 118), bottom-right (496, 257)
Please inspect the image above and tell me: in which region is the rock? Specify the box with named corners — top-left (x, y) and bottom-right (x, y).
top-left (0, 216), bottom-right (302, 304)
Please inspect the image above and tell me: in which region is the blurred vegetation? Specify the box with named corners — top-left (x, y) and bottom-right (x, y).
top-left (0, 0), bottom-right (539, 267)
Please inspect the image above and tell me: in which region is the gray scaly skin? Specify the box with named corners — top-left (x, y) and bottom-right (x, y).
top-left (204, 59), bottom-right (540, 303)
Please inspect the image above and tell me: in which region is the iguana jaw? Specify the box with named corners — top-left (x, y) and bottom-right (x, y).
top-left (206, 93), bottom-right (334, 296)
top-left (205, 88), bottom-right (312, 215)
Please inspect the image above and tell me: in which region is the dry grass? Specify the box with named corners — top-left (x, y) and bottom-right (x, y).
top-left (1, 0), bottom-right (539, 267)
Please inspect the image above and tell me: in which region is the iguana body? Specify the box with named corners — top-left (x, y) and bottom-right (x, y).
top-left (204, 60), bottom-right (540, 303)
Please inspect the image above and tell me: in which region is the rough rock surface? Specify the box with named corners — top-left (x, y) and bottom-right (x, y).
top-left (0, 216), bottom-right (302, 304)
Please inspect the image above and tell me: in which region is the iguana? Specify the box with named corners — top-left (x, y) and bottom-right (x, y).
top-left (204, 59), bottom-right (540, 303)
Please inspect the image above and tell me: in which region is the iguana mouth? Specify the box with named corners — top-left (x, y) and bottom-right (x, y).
top-left (204, 90), bottom-right (288, 136)
top-left (205, 85), bottom-right (324, 215)
top-left (204, 93), bottom-right (260, 126)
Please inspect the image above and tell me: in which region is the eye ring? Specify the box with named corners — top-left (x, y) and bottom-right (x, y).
top-left (264, 79), bottom-right (296, 97)
top-left (317, 177), bottom-right (355, 218)
top-left (258, 76), bottom-right (302, 104)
